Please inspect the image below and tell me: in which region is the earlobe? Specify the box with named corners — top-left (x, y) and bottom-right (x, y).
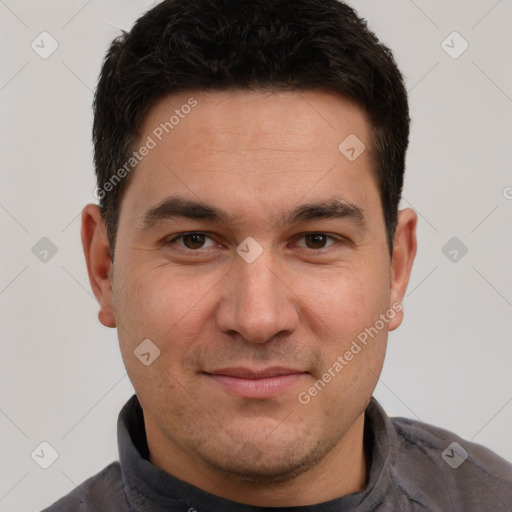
top-left (388, 208), bottom-right (418, 331)
top-left (81, 204), bottom-right (117, 328)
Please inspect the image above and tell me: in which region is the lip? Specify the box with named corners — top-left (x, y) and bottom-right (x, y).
top-left (204, 367), bottom-right (308, 399)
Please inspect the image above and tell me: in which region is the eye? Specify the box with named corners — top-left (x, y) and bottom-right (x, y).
top-left (165, 232), bottom-right (217, 250)
top-left (295, 233), bottom-right (340, 250)
top-left (163, 231), bottom-right (345, 254)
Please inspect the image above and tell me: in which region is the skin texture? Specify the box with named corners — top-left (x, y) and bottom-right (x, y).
top-left (82, 89), bottom-right (417, 507)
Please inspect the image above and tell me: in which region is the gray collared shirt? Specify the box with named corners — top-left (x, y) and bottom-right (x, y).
top-left (41, 394), bottom-right (512, 511)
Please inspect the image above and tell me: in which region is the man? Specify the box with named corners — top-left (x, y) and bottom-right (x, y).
top-left (42, 0), bottom-right (512, 510)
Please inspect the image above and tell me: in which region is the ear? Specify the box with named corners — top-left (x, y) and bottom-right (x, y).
top-left (81, 204), bottom-right (116, 328)
top-left (388, 208), bottom-right (417, 331)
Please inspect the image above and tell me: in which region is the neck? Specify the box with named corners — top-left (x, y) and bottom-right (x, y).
top-left (147, 412), bottom-right (369, 507)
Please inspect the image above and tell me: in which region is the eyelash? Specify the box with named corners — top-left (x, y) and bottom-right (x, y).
top-left (162, 231), bottom-right (346, 254)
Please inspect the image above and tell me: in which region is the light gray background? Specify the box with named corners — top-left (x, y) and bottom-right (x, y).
top-left (0, 1), bottom-right (511, 511)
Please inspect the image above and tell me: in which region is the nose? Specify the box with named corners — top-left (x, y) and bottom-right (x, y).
top-left (215, 245), bottom-right (300, 344)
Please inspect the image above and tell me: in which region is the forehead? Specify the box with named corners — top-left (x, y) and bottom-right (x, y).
top-left (141, 89), bottom-right (372, 156)
top-left (121, 89), bottom-right (380, 226)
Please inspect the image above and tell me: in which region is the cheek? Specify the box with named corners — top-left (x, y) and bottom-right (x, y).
top-left (313, 264), bottom-right (390, 338)
top-left (308, 262), bottom-right (390, 390)
top-left (115, 265), bottom-right (220, 348)
top-left (113, 267), bottom-right (206, 403)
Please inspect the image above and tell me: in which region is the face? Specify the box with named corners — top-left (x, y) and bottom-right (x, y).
top-left (83, 89), bottom-right (416, 492)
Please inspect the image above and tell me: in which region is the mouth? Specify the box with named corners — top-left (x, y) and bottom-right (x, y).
top-left (203, 367), bottom-right (309, 399)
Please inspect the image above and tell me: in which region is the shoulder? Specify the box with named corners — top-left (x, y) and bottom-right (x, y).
top-left (390, 414), bottom-right (512, 509)
top-left (40, 461), bottom-right (129, 512)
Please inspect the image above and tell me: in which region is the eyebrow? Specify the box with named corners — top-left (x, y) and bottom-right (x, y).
top-left (140, 195), bottom-right (366, 230)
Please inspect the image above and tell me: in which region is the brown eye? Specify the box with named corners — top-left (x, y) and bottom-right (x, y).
top-left (182, 233), bottom-right (206, 249)
top-left (304, 233), bottom-right (329, 249)
top-left (164, 232), bottom-right (216, 250)
top-left (296, 233), bottom-right (339, 250)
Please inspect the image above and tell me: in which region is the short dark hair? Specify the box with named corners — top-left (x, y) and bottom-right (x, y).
top-left (93, 0), bottom-right (409, 259)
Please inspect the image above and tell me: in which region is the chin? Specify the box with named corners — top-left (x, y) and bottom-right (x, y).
top-left (200, 448), bottom-right (320, 484)
top-left (194, 424), bottom-right (337, 485)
